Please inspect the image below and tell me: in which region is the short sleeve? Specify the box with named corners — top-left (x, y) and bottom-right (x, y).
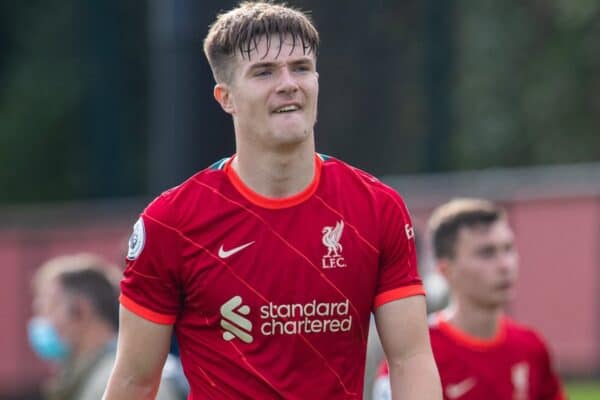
top-left (120, 200), bottom-right (183, 324)
top-left (373, 190), bottom-right (424, 309)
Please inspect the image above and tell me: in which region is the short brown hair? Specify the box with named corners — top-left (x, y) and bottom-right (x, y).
top-left (32, 253), bottom-right (122, 330)
top-left (428, 198), bottom-right (506, 259)
top-left (203, 1), bottom-right (320, 83)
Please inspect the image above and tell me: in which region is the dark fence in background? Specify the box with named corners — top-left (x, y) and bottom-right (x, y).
top-left (2, 1), bottom-right (598, 204)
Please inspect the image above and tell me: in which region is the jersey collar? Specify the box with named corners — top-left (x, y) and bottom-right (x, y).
top-left (436, 312), bottom-right (507, 350)
top-left (224, 154), bottom-right (323, 209)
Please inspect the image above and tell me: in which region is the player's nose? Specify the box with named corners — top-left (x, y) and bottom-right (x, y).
top-left (497, 251), bottom-right (517, 275)
top-left (276, 67), bottom-right (299, 94)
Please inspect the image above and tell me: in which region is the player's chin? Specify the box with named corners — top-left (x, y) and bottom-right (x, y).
top-left (271, 128), bottom-right (311, 145)
top-left (492, 288), bottom-right (515, 306)
top-left (480, 288), bottom-right (513, 307)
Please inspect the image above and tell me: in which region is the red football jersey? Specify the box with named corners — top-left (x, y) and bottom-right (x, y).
top-left (373, 313), bottom-right (566, 400)
top-left (120, 154), bottom-right (423, 399)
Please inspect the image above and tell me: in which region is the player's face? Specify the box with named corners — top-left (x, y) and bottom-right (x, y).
top-left (447, 219), bottom-right (519, 309)
top-left (216, 34), bottom-right (319, 150)
top-left (33, 280), bottom-right (80, 349)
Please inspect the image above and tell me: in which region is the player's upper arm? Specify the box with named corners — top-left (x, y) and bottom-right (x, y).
top-left (110, 305), bottom-right (173, 388)
top-left (374, 295), bottom-right (441, 400)
top-left (374, 295), bottom-right (432, 365)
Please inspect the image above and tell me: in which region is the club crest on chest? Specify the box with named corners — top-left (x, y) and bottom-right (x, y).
top-left (321, 220), bottom-right (346, 269)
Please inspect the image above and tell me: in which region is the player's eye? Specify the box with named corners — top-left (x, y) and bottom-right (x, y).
top-left (502, 242), bottom-right (515, 254)
top-left (254, 69), bottom-right (271, 77)
top-left (293, 63), bottom-right (312, 73)
top-left (476, 247), bottom-right (496, 259)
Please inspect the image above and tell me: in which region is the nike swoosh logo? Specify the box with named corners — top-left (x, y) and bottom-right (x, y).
top-left (218, 241), bottom-right (255, 258)
top-left (445, 377), bottom-right (476, 399)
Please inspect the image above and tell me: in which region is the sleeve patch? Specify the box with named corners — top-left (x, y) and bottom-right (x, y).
top-left (126, 217), bottom-right (146, 260)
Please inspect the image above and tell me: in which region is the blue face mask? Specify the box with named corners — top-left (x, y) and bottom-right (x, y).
top-left (27, 317), bottom-right (70, 361)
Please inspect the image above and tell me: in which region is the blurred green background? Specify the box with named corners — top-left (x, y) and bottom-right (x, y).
top-left (1, 0), bottom-right (598, 204)
top-left (567, 381), bottom-right (600, 399)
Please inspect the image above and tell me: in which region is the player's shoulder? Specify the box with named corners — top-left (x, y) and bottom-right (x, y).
top-left (322, 154), bottom-right (387, 188)
top-left (321, 154), bottom-right (406, 203)
top-left (143, 157), bottom-right (230, 223)
top-left (503, 317), bottom-right (550, 350)
top-left (501, 318), bottom-right (560, 366)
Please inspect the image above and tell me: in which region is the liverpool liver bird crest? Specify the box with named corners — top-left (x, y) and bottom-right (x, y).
top-left (322, 221), bottom-right (344, 257)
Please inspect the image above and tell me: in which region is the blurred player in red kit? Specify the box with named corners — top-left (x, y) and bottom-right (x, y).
top-left (102, 2), bottom-right (441, 399)
top-left (373, 198), bottom-right (566, 400)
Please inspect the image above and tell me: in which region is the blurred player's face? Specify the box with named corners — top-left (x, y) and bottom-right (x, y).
top-left (445, 219), bottom-right (519, 309)
top-left (32, 279), bottom-right (82, 354)
top-left (215, 34), bottom-right (319, 150)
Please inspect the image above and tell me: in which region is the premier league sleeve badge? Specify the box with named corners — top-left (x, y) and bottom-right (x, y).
top-left (126, 217), bottom-right (146, 260)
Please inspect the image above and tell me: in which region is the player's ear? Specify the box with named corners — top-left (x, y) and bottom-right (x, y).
top-left (214, 83), bottom-right (235, 115)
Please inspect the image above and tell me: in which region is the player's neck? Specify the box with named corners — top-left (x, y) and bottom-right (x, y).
top-left (444, 302), bottom-right (504, 340)
top-left (232, 142), bottom-right (316, 199)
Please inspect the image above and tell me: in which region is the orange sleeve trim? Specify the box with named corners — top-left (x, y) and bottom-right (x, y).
top-left (373, 285), bottom-right (425, 309)
top-left (120, 294), bottom-right (176, 325)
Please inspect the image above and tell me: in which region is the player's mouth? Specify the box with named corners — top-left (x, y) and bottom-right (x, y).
top-left (272, 104), bottom-right (301, 114)
top-left (495, 281), bottom-right (513, 291)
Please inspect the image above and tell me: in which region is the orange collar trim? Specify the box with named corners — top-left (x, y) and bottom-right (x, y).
top-left (436, 313), bottom-right (506, 350)
top-left (224, 154), bottom-right (322, 209)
